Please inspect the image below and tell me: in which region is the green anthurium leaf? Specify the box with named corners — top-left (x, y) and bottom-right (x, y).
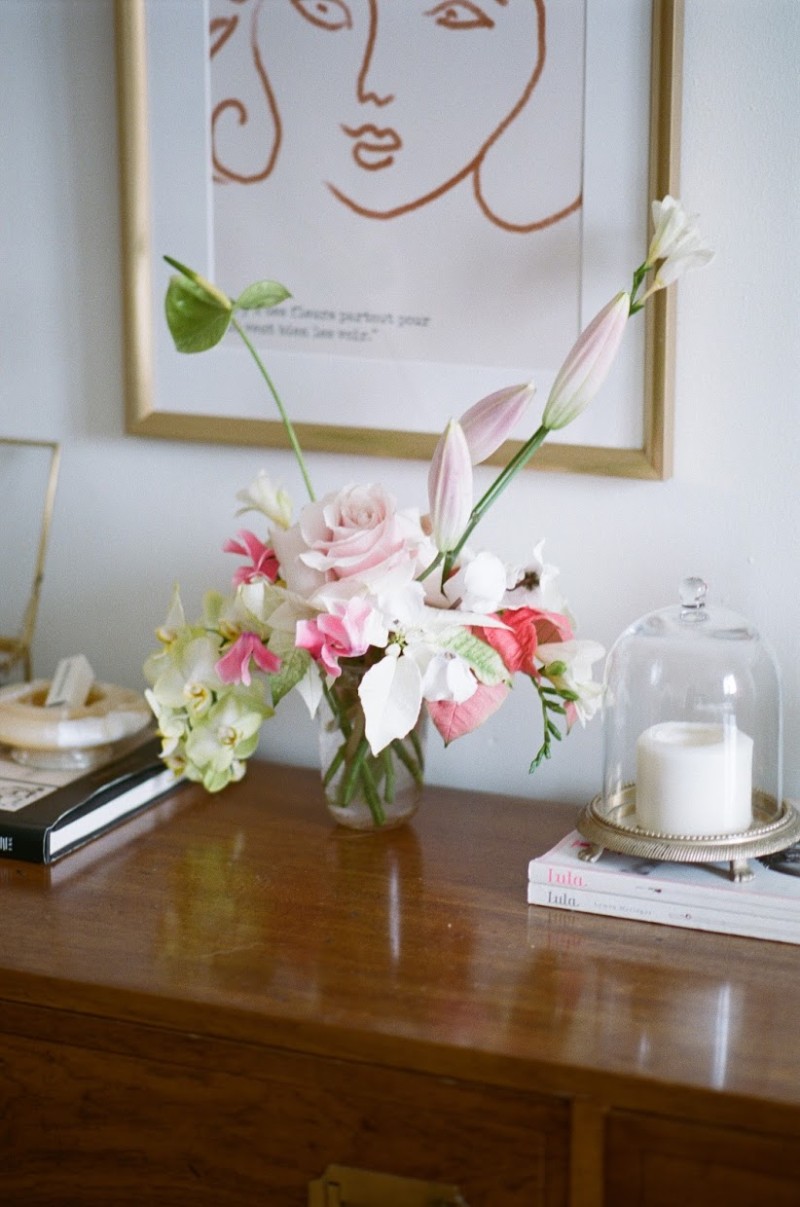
top-left (437, 628), bottom-right (509, 686)
top-left (266, 633), bottom-right (311, 705)
top-left (164, 273), bottom-right (232, 353)
top-left (163, 256), bottom-right (232, 307)
top-left (234, 280), bottom-right (292, 311)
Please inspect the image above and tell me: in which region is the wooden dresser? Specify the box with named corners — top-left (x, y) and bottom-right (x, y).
top-left (1, 760), bottom-right (799, 1205)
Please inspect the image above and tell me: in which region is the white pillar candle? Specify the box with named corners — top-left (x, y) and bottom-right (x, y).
top-left (635, 722), bottom-right (753, 836)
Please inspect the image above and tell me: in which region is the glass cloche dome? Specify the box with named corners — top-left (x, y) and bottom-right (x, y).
top-left (601, 578), bottom-right (782, 839)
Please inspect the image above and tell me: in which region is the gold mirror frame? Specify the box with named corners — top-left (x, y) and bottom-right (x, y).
top-left (0, 439), bottom-right (61, 683)
top-left (116, 0), bottom-right (683, 481)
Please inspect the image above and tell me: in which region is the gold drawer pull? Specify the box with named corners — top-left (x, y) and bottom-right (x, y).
top-left (308, 1164), bottom-right (468, 1206)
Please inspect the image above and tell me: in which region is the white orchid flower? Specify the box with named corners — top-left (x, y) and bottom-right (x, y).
top-left (143, 691), bottom-right (187, 755)
top-left (154, 583), bottom-right (187, 643)
top-left (183, 690), bottom-right (266, 791)
top-left (147, 634), bottom-right (224, 719)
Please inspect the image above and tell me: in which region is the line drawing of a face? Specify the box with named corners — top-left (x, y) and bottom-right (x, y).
top-left (211, 0), bottom-right (581, 231)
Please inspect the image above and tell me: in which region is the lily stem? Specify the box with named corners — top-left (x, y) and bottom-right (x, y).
top-left (441, 424), bottom-right (549, 580)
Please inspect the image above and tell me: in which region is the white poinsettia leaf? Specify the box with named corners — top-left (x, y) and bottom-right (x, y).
top-left (358, 653), bottom-right (422, 755)
top-left (437, 628), bottom-right (509, 685)
top-left (428, 681), bottom-right (510, 745)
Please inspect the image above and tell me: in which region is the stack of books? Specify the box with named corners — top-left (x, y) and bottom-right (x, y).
top-left (0, 733), bottom-right (181, 864)
top-left (528, 830), bottom-right (800, 945)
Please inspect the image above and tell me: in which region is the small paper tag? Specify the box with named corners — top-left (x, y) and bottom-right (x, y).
top-left (45, 655), bottom-right (95, 708)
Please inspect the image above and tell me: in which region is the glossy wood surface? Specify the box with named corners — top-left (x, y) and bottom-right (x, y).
top-left (1, 758), bottom-right (799, 1138)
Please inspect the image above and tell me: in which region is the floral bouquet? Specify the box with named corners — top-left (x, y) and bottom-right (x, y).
top-left (145, 197), bottom-right (711, 828)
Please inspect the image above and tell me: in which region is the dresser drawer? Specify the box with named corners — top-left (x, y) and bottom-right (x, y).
top-left (605, 1109), bottom-right (800, 1207)
top-left (0, 1029), bottom-right (569, 1205)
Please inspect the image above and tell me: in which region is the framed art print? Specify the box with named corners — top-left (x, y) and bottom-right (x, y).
top-left (117, 0), bottom-right (683, 479)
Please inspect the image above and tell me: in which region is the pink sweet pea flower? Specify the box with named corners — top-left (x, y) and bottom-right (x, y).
top-left (296, 598), bottom-right (385, 679)
top-left (459, 382), bottom-right (535, 465)
top-left (223, 529), bottom-right (280, 586)
top-left (216, 632), bottom-right (281, 686)
top-left (428, 419), bottom-right (473, 553)
top-left (542, 292), bottom-right (630, 431)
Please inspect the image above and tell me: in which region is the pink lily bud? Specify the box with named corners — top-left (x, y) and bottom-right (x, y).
top-left (459, 382), bottom-right (536, 465)
top-left (542, 291), bottom-right (630, 431)
top-left (428, 419), bottom-right (473, 553)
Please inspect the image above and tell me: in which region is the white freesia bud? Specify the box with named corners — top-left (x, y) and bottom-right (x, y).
top-left (646, 195), bottom-right (714, 287)
top-left (428, 419), bottom-right (473, 553)
top-left (542, 292), bottom-right (630, 431)
top-left (538, 638), bottom-right (605, 726)
top-left (235, 470), bottom-right (292, 529)
top-left (459, 382), bottom-right (535, 465)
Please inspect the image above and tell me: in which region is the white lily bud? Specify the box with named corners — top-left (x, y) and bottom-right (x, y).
top-left (460, 382), bottom-right (535, 465)
top-left (428, 420), bottom-right (473, 553)
top-left (542, 292), bottom-right (630, 431)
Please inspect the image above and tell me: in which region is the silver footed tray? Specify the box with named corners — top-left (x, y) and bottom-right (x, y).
top-left (576, 786), bottom-right (800, 882)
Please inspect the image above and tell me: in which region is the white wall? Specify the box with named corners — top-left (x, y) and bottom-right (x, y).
top-left (2, 0), bottom-right (798, 806)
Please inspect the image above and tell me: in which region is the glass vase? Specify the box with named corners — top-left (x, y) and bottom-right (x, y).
top-left (318, 669), bottom-right (426, 831)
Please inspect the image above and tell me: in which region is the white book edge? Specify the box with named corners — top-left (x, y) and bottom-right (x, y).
top-left (528, 831), bottom-right (800, 920)
top-left (527, 881), bottom-right (800, 945)
top-left (47, 767), bottom-right (179, 858)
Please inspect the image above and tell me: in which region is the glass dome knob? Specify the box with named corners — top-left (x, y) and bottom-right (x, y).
top-left (679, 576), bottom-right (708, 621)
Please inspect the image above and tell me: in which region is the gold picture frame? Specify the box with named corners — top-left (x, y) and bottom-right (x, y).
top-left (116, 0), bottom-right (683, 480)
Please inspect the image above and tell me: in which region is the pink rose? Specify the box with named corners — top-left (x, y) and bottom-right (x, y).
top-left (274, 484), bottom-right (425, 595)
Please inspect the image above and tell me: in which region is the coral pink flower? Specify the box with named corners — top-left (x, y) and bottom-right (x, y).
top-left (216, 633), bottom-right (280, 686)
top-left (473, 607), bottom-right (573, 676)
top-left (223, 530), bottom-right (280, 586)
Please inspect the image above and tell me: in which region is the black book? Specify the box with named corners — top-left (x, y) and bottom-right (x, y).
top-left (0, 733), bottom-right (181, 864)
